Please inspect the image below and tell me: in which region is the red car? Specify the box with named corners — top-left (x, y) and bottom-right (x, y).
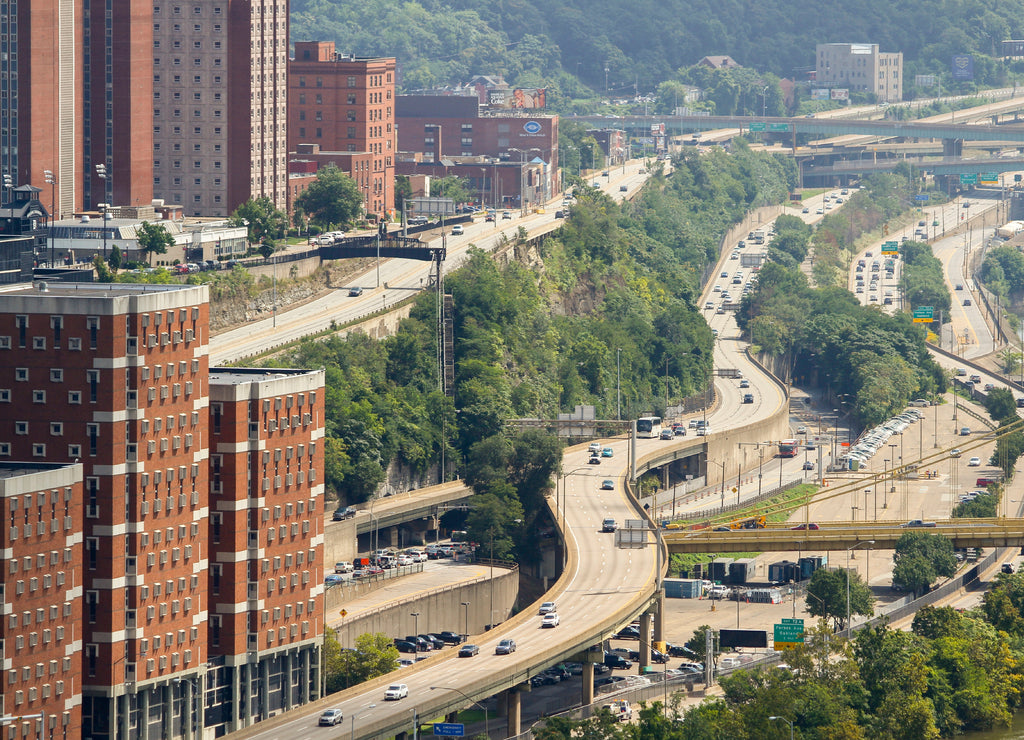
top-left (790, 523), bottom-right (820, 530)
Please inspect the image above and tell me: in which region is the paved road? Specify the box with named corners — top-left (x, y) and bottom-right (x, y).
top-left (210, 162), bottom-right (652, 365)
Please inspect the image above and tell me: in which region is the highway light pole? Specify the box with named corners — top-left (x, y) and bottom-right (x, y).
top-left (461, 601), bottom-right (470, 641)
top-left (846, 541), bottom-right (874, 633)
top-left (350, 704), bottom-right (376, 740)
top-left (768, 715), bottom-right (794, 740)
top-left (429, 685), bottom-right (488, 739)
top-left (411, 611), bottom-right (420, 638)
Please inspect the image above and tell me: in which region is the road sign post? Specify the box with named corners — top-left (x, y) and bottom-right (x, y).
top-left (433, 723), bottom-right (466, 736)
top-left (773, 618), bottom-right (804, 650)
top-left (912, 307), bottom-right (934, 323)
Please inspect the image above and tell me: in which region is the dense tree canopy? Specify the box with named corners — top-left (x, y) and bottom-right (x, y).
top-left (293, 165), bottom-right (364, 228)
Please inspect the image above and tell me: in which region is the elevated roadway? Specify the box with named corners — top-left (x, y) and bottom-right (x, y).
top-left (665, 519), bottom-right (1024, 553)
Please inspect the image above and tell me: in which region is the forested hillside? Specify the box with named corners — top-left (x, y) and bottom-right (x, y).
top-left (291, 0), bottom-right (1024, 96)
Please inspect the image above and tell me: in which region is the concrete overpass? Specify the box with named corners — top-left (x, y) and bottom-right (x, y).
top-left (664, 518), bottom-right (1024, 553)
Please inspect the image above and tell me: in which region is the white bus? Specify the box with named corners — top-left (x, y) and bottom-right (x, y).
top-left (636, 416), bottom-right (662, 438)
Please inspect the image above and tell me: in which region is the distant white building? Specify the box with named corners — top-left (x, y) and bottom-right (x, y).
top-left (47, 203), bottom-right (248, 265)
top-left (816, 43), bottom-right (903, 103)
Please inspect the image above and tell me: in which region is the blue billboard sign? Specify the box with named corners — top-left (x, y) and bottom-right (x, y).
top-left (952, 55), bottom-right (974, 81)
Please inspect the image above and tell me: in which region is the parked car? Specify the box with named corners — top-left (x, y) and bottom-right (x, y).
top-left (458, 644), bottom-right (480, 658)
top-left (384, 684), bottom-right (409, 700)
top-left (438, 631), bottom-right (463, 645)
top-left (496, 639), bottom-right (517, 655)
top-left (332, 506), bottom-right (357, 521)
top-left (319, 709), bottom-right (344, 726)
top-left (334, 561), bottom-right (353, 573)
top-left (968, 457), bottom-right (981, 467)
top-left (604, 652), bottom-right (633, 670)
top-left (394, 640), bottom-right (418, 654)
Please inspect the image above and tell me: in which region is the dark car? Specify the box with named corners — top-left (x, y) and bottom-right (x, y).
top-left (406, 636), bottom-right (431, 651)
top-left (420, 634), bottom-right (445, 650)
top-left (554, 210), bottom-right (565, 218)
top-left (604, 652), bottom-right (633, 670)
top-left (790, 522), bottom-right (820, 530)
top-left (666, 643), bottom-right (697, 658)
top-left (438, 631), bottom-right (464, 645)
top-left (332, 506), bottom-right (357, 521)
top-left (614, 625), bottom-right (641, 640)
top-left (619, 185), bottom-right (628, 192)
top-left (458, 644), bottom-right (480, 658)
top-left (394, 639), bottom-right (418, 654)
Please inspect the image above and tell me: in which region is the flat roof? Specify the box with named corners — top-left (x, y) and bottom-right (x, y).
top-left (0, 282), bottom-right (197, 299)
top-left (209, 368), bottom-right (320, 385)
top-left (0, 462), bottom-right (77, 480)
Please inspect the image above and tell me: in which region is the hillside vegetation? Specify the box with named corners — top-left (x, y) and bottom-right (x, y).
top-left (291, 0), bottom-right (1024, 98)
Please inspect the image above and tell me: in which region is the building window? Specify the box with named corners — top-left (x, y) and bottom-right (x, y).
top-left (32, 444), bottom-right (45, 457)
top-left (347, 76), bottom-right (356, 87)
top-left (15, 422), bottom-right (27, 435)
top-left (15, 368), bottom-right (27, 381)
top-left (0, 390), bottom-right (8, 402)
top-left (33, 390), bottom-right (45, 404)
top-left (50, 423), bottom-right (62, 436)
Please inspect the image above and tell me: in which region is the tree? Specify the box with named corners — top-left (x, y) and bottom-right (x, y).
top-left (806, 566), bottom-right (874, 631)
top-left (230, 196), bottom-right (288, 245)
top-left (983, 387), bottom-right (1018, 424)
top-left (326, 631), bottom-right (398, 692)
top-left (429, 175), bottom-right (473, 205)
top-left (684, 624), bottom-right (713, 664)
top-left (892, 532), bottom-right (957, 595)
top-left (394, 175), bottom-right (413, 213)
top-left (294, 165), bottom-right (363, 228)
top-left (108, 244), bottom-right (122, 272)
top-left (136, 221), bottom-right (175, 265)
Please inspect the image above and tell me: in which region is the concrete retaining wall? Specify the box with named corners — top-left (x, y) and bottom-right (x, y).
top-left (328, 565), bottom-right (520, 646)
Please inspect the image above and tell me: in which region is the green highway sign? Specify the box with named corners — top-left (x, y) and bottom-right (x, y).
top-left (748, 122), bottom-right (766, 132)
top-left (913, 306), bottom-right (934, 323)
top-left (980, 172), bottom-right (998, 182)
top-left (768, 123), bottom-right (790, 132)
top-left (774, 618), bottom-right (804, 649)
top-left (960, 174), bottom-right (978, 185)
top-left (881, 240), bottom-right (899, 254)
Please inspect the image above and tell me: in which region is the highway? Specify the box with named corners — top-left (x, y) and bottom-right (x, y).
top-left (210, 163), bottom-right (652, 365)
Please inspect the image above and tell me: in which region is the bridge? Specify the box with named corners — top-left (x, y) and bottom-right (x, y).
top-left (664, 519), bottom-right (1024, 553)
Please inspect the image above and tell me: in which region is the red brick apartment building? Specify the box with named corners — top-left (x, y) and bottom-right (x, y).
top-left (0, 283), bottom-right (324, 739)
top-left (0, 461), bottom-right (83, 740)
top-left (288, 42), bottom-right (396, 219)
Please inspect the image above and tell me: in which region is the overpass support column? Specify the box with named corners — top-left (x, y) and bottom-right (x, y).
top-left (445, 712), bottom-right (458, 723)
top-left (387, 525), bottom-right (399, 548)
top-left (652, 591), bottom-right (666, 644)
top-left (503, 687), bottom-right (522, 737)
top-left (638, 612), bottom-right (653, 672)
top-left (581, 661), bottom-right (595, 705)
top-left (943, 138), bottom-right (963, 159)
top-left (395, 733), bottom-right (408, 740)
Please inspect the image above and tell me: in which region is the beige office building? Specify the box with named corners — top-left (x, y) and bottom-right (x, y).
top-left (816, 43), bottom-right (903, 103)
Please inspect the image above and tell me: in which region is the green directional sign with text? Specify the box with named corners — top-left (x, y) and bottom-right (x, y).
top-left (748, 122), bottom-right (766, 132)
top-left (774, 618), bottom-right (804, 649)
top-left (881, 240), bottom-right (899, 255)
top-left (768, 123), bottom-right (790, 132)
top-left (960, 174), bottom-right (978, 185)
top-left (913, 307), bottom-right (934, 323)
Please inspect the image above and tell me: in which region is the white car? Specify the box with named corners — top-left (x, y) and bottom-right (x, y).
top-left (451, 224), bottom-right (464, 235)
top-left (589, 442), bottom-right (602, 454)
top-left (541, 613), bottom-right (560, 628)
top-left (384, 683), bottom-right (409, 701)
top-left (968, 457), bottom-right (981, 467)
top-left (538, 601), bottom-right (557, 615)
top-left (796, 425), bottom-right (807, 434)
top-left (396, 555), bottom-right (414, 566)
top-left (319, 709), bottom-right (344, 726)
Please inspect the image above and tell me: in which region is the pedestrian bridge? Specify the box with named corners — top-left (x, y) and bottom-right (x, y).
top-left (663, 519), bottom-right (1024, 553)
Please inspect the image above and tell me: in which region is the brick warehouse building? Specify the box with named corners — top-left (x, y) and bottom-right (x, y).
top-left (287, 42), bottom-right (397, 220)
top-left (0, 283), bottom-right (324, 739)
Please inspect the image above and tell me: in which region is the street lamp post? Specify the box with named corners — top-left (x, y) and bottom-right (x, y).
top-left (768, 715), bottom-right (794, 740)
top-left (44, 169), bottom-right (57, 267)
top-left (429, 686), bottom-right (488, 739)
top-left (411, 612), bottom-right (420, 638)
top-left (350, 704), bottom-right (376, 740)
top-left (846, 541), bottom-right (874, 632)
top-left (461, 601), bottom-right (470, 641)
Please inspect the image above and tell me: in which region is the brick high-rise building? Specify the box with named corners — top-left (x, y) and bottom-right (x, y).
top-left (208, 368), bottom-right (325, 731)
top-left (152, 0), bottom-right (289, 217)
top-left (288, 42), bottom-right (396, 218)
top-left (0, 283), bottom-right (325, 739)
top-left (0, 0), bottom-right (82, 217)
top-left (0, 461), bottom-right (83, 740)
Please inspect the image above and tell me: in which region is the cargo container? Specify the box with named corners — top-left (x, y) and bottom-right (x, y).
top-left (709, 557), bottom-right (734, 583)
top-left (729, 558), bottom-right (757, 584)
top-left (663, 578), bottom-right (703, 599)
top-left (768, 560), bottom-right (800, 584)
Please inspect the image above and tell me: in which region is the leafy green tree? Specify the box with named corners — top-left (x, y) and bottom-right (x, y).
top-left (93, 255), bottom-right (115, 283)
top-left (108, 244), bottom-right (122, 272)
top-left (327, 631), bottom-right (398, 691)
top-left (983, 387), bottom-right (1018, 424)
top-left (294, 165), bottom-right (363, 228)
top-left (394, 175), bottom-right (413, 212)
top-left (684, 624), bottom-right (712, 664)
top-left (806, 566), bottom-right (874, 631)
top-left (429, 175), bottom-right (473, 205)
top-left (912, 605), bottom-right (965, 639)
top-left (892, 532), bottom-right (956, 595)
top-left (981, 570), bottom-right (1024, 634)
top-left (230, 196), bottom-right (288, 245)
top-left (136, 221), bottom-right (175, 265)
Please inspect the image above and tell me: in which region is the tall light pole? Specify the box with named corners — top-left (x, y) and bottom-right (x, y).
top-left (460, 601), bottom-right (470, 641)
top-left (44, 170), bottom-right (57, 267)
top-left (350, 704), bottom-right (376, 740)
top-left (430, 686), bottom-right (488, 739)
top-left (410, 611), bottom-right (420, 638)
top-left (768, 715), bottom-right (794, 740)
top-left (846, 541), bottom-right (874, 633)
